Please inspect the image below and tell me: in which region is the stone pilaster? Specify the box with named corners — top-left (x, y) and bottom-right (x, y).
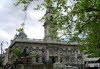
top-left (46, 48), bottom-right (49, 61)
top-left (75, 50), bottom-right (78, 64)
top-left (58, 49), bottom-right (60, 62)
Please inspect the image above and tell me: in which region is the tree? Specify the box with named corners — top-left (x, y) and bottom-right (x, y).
top-left (71, 0), bottom-right (100, 57)
top-left (12, 48), bottom-right (22, 59)
top-left (14, 0), bottom-right (100, 57)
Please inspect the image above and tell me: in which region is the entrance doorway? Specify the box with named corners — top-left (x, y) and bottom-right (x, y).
top-left (49, 56), bottom-right (58, 64)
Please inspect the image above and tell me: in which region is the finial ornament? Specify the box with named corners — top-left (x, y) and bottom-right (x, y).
top-left (16, 23), bottom-right (25, 32)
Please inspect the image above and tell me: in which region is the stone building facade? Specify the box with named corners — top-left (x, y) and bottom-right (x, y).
top-left (3, 6), bottom-right (84, 69)
top-left (4, 31), bottom-right (84, 69)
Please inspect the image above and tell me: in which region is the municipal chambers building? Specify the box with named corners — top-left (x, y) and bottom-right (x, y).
top-left (3, 6), bottom-right (83, 69)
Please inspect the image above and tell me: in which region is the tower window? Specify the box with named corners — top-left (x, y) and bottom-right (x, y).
top-left (36, 55), bottom-right (38, 62)
top-left (60, 58), bottom-right (62, 62)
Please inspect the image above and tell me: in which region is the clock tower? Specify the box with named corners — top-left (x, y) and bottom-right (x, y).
top-left (43, 6), bottom-right (58, 41)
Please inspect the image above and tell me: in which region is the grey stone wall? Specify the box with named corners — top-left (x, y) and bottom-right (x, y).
top-left (14, 64), bottom-right (53, 69)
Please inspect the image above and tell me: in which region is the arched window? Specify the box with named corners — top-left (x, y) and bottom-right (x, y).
top-left (60, 58), bottom-right (62, 62)
top-left (42, 48), bottom-right (46, 63)
top-left (22, 47), bottom-right (29, 56)
top-left (36, 55), bottom-right (38, 62)
top-left (42, 56), bottom-right (45, 63)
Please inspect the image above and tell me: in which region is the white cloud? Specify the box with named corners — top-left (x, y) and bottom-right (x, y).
top-left (0, 0), bottom-right (45, 50)
top-left (0, 29), bottom-right (12, 41)
top-left (25, 26), bottom-right (44, 39)
top-left (28, 10), bottom-right (45, 20)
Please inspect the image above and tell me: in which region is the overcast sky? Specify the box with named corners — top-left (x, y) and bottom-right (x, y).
top-left (0, 0), bottom-right (45, 50)
top-left (0, 0), bottom-right (75, 52)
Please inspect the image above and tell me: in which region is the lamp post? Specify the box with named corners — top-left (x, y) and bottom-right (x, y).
top-left (0, 41), bottom-right (8, 58)
top-left (0, 42), bottom-right (3, 58)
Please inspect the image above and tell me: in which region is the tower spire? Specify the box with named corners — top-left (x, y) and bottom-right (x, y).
top-left (43, 5), bottom-right (58, 41)
top-left (43, 6), bottom-right (52, 41)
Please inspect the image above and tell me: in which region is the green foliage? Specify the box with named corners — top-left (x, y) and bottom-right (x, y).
top-left (16, 28), bottom-right (24, 32)
top-left (15, 0), bottom-right (100, 57)
top-left (0, 58), bottom-right (3, 68)
top-left (72, 0), bottom-right (100, 57)
top-left (0, 60), bottom-right (3, 67)
top-left (12, 48), bottom-right (22, 59)
top-left (16, 23), bottom-right (25, 32)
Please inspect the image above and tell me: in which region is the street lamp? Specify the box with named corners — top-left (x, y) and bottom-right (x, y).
top-left (0, 42), bottom-right (3, 57)
top-left (0, 41), bottom-right (8, 58)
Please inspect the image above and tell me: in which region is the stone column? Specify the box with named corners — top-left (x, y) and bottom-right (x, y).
top-left (58, 49), bottom-right (60, 62)
top-left (39, 56), bottom-right (42, 63)
top-left (46, 48), bottom-right (49, 61)
top-left (75, 50), bottom-right (78, 64)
